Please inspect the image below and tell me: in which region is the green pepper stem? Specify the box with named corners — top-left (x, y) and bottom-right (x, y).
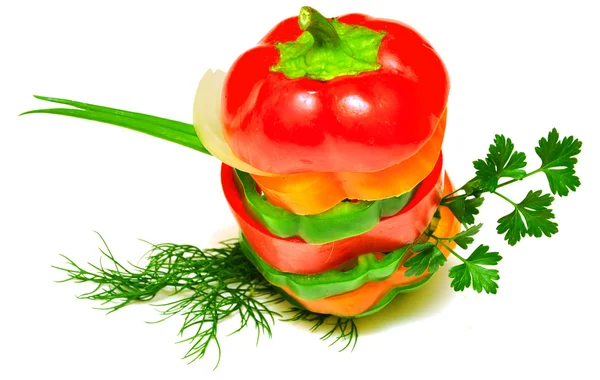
top-left (298, 6), bottom-right (340, 48)
top-left (272, 7), bottom-right (385, 81)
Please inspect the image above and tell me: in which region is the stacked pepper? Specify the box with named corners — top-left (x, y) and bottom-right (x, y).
top-left (194, 7), bottom-right (458, 317)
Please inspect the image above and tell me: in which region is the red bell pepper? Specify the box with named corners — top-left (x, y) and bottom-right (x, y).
top-left (221, 7), bottom-right (449, 174)
top-left (221, 154), bottom-right (444, 275)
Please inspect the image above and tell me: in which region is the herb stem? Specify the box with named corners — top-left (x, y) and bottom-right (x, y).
top-left (431, 235), bottom-right (467, 263)
top-left (497, 168), bottom-right (542, 188)
top-left (442, 187), bottom-right (467, 199)
top-left (492, 191), bottom-right (517, 206)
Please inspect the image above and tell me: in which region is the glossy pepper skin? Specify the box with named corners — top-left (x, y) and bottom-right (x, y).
top-left (251, 109), bottom-right (446, 215)
top-left (221, 10), bottom-right (450, 174)
top-left (221, 155), bottom-right (444, 275)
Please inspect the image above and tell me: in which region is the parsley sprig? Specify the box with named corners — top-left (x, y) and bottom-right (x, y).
top-left (407, 128), bottom-right (581, 293)
top-left (404, 224), bottom-right (502, 294)
top-left (445, 128), bottom-right (581, 244)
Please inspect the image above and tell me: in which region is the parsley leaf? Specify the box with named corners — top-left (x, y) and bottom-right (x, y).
top-left (535, 128), bottom-right (582, 196)
top-left (473, 135), bottom-right (527, 191)
top-left (443, 196), bottom-right (484, 225)
top-left (496, 190), bottom-right (558, 245)
top-left (453, 223), bottom-right (483, 249)
top-left (404, 243), bottom-right (447, 277)
top-left (449, 245), bottom-right (502, 294)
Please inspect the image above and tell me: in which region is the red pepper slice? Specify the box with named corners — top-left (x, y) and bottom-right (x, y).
top-left (281, 195), bottom-right (460, 317)
top-left (221, 9), bottom-right (449, 174)
top-left (221, 154), bottom-right (444, 275)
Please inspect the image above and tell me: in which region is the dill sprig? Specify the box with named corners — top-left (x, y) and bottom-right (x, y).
top-left (283, 307), bottom-right (359, 352)
top-left (54, 234), bottom-right (357, 368)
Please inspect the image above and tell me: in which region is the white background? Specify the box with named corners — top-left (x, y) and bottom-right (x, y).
top-left (1, 0), bottom-right (599, 379)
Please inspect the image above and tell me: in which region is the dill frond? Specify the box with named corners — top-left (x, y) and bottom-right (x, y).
top-left (283, 307), bottom-right (359, 352)
top-left (54, 234), bottom-right (358, 367)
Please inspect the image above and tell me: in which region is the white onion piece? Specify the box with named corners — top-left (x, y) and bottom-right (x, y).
top-left (193, 69), bottom-right (273, 176)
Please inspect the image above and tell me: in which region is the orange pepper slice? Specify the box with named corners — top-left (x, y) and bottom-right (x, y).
top-left (282, 174), bottom-right (460, 317)
top-left (252, 109), bottom-right (447, 215)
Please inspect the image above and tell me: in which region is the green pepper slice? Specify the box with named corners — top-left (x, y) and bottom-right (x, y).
top-left (240, 233), bottom-right (419, 300)
top-left (234, 169), bottom-right (416, 244)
